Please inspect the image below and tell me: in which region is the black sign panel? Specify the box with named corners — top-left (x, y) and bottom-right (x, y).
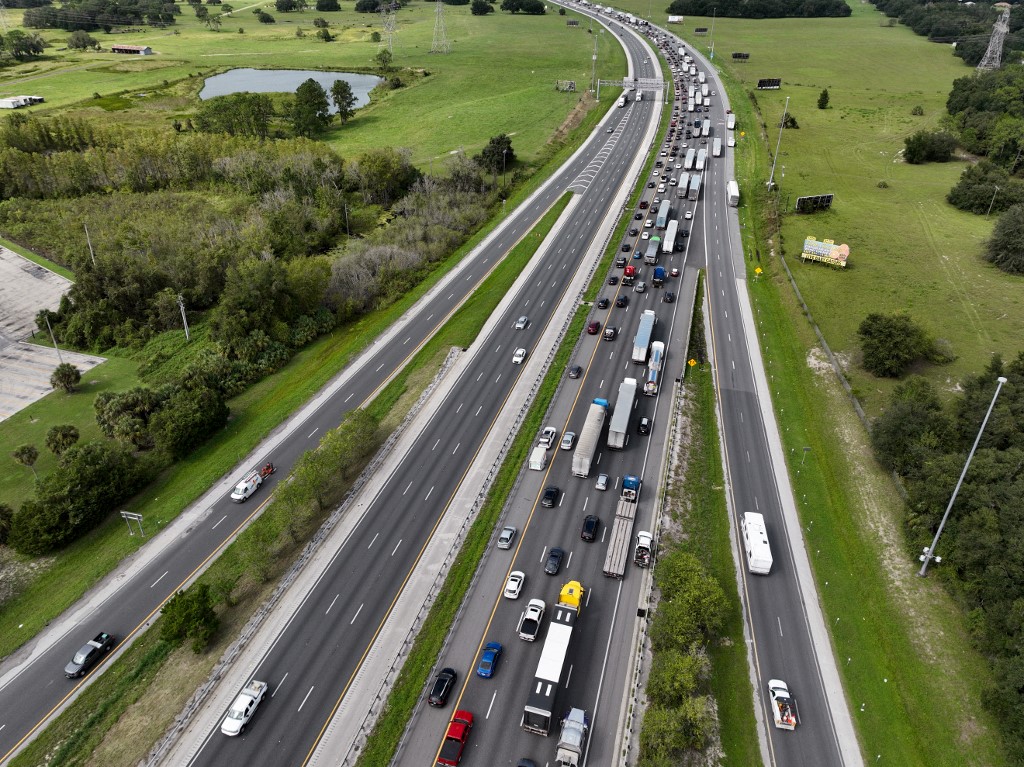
top-left (756, 78), bottom-right (782, 90)
top-left (732, 52), bottom-right (750, 60)
top-left (795, 194), bottom-right (835, 213)
top-left (694, 27), bottom-right (708, 34)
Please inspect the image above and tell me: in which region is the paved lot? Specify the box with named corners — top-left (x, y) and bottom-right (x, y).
top-left (0, 247), bottom-right (105, 421)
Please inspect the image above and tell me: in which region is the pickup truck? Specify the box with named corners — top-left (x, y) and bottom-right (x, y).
top-left (767, 679), bottom-right (799, 730)
top-left (221, 679), bottom-right (268, 736)
top-left (64, 631), bottom-right (115, 678)
top-left (437, 710), bottom-right (474, 766)
top-left (516, 599), bottom-right (546, 641)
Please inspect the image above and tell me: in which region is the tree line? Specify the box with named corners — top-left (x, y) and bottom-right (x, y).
top-left (666, 0), bottom-right (850, 19)
top-left (870, 354), bottom-right (1024, 763)
top-left (23, 0), bottom-right (179, 31)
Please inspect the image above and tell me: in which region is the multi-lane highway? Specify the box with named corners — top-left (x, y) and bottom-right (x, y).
top-left (0, 29), bottom-right (659, 766)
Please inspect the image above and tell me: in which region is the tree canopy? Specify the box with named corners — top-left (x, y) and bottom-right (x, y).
top-left (986, 204), bottom-right (1024, 274)
top-left (667, 0), bottom-right (849, 18)
top-left (857, 312), bottom-right (930, 378)
top-left (290, 78), bottom-right (332, 137)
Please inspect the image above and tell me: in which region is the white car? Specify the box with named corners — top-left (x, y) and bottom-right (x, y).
top-left (595, 473), bottom-right (609, 491)
top-left (560, 432), bottom-right (576, 450)
top-left (504, 570), bottom-right (525, 599)
top-left (641, 232), bottom-right (650, 240)
top-left (539, 426), bottom-right (558, 449)
top-left (728, 137), bottom-right (736, 147)
top-left (644, 220), bottom-right (654, 228)
top-left (512, 347), bottom-right (527, 364)
top-left (497, 525), bottom-right (517, 549)
top-left (685, 210), bottom-right (693, 220)
top-left (515, 315), bottom-right (529, 330)
top-left (634, 281), bottom-right (647, 293)
top-left (675, 163), bottom-right (682, 170)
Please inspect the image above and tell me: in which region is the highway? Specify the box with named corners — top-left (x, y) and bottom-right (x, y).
top-left (0, 31), bottom-right (657, 767)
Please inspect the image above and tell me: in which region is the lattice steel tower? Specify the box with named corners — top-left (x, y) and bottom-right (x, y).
top-left (977, 7), bottom-right (1010, 72)
top-left (430, 0), bottom-right (450, 54)
top-left (380, 6), bottom-right (397, 54)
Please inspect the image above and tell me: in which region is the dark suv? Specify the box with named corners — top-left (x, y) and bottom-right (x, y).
top-left (544, 547), bottom-right (565, 575)
top-left (428, 667), bottom-right (457, 707)
top-left (581, 515), bottom-right (600, 542)
top-left (541, 486), bottom-right (560, 508)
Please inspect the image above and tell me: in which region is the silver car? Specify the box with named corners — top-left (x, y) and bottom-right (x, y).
top-left (515, 315), bottom-right (529, 330)
top-left (497, 525), bottom-right (517, 549)
top-left (595, 473), bottom-right (609, 491)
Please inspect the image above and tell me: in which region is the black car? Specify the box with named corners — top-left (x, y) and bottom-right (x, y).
top-left (568, 364), bottom-right (583, 379)
top-left (663, 291), bottom-right (676, 303)
top-left (597, 297), bottom-right (611, 309)
top-left (541, 485), bottom-right (560, 508)
top-left (428, 667), bottom-right (457, 707)
top-left (615, 255), bottom-right (628, 268)
top-left (64, 632), bottom-right (115, 678)
top-left (544, 547), bottom-right (565, 575)
top-left (634, 212), bottom-right (644, 220)
top-left (681, 228), bottom-right (690, 237)
top-left (638, 417), bottom-right (651, 435)
top-left (616, 295), bottom-right (629, 308)
top-left (647, 181), bottom-right (656, 188)
top-left (603, 326), bottom-right (617, 340)
top-left (628, 228), bottom-right (640, 236)
top-left (608, 275), bottom-right (619, 286)
top-left (621, 243), bottom-right (631, 252)
top-left (581, 515), bottom-right (600, 542)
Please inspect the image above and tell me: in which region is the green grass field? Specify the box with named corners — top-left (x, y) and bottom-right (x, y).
top-left (0, 1), bottom-right (625, 168)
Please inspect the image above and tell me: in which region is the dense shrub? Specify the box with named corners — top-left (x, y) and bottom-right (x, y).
top-left (947, 161), bottom-right (1024, 215)
top-left (986, 204), bottom-right (1024, 275)
top-left (857, 312), bottom-right (930, 378)
top-left (903, 130), bottom-right (957, 163)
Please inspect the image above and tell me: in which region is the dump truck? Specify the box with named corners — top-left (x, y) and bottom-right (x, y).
top-left (634, 531), bottom-right (653, 567)
top-left (517, 598), bottom-right (546, 641)
top-left (437, 710), bottom-right (474, 765)
top-left (571, 399), bottom-right (609, 477)
top-left (631, 310), bottom-right (657, 365)
top-left (607, 378), bottom-right (638, 450)
top-left (522, 581), bottom-right (585, 735)
top-left (555, 707), bottom-right (590, 766)
top-left (768, 680), bottom-right (798, 730)
top-left (221, 680), bottom-right (268, 736)
top-left (603, 474), bottom-right (642, 578)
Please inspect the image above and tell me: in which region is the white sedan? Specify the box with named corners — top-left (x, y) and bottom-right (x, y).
top-left (504, 570), bottom-right (525, 599)
top-left (512, 347), bottom-right (527, 364)
top-left (641, 232), bottom-right (650, 240)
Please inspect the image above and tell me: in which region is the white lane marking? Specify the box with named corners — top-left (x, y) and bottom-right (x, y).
top-left (368, 533), bottom-right (379, 549)
top-left (456, 402), bottom-right (463, 414)
top-left (403, 482), bottom-right (413, 495)
top-left (453, 443), bottom-right (461, 455)
top-left (350, 603), bottom-right (364, 625)
top-left (778, 617), bottom-right (784, 637)
top-left (425, 485), bottom-right (435, 501)
top-left (308, 427), bottom-right (319, 438)
top-left (326, 594), bottom-right (339, 615)
top-left (298, 686), bottom-right (315, 712)
top-left (433, 438), bottom-right (441, 450)
top-left (375, 362), bottom-right (385, 372)
top-left (212, 514), bottom-right (227, 530)
top-left (403, 336), bottom-right (412, 345)
top-left (392, 540), bottom-right (402, 556)
top-left (344, 392), bottom-right (354, 403)
top-left (151, 571), bottom-right (168, 589)
top-left (273, 673), bottom-right (288, 696)
top-left (475, 405), bottom-right (483, 416)
top-left (486, 690), bottom-right (498, 719)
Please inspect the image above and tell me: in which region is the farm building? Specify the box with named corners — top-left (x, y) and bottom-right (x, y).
top-left (110, 44), bottom-right (153, 55)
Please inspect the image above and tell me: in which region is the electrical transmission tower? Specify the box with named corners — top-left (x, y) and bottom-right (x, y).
top-left (977, 7), bottom-right (1010, 72)
top-left (0, 1), bottom-right (9, 34)
top-left (380, 6), bottom-right (397, 54)
top-left (430, 0), bottom-right (450, 54)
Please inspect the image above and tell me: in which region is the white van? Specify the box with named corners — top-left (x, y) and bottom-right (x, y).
top-left (740, 512), bottom-right (773, 574)
top-left (636, 91), bottom-right (643, 102)
top-left (529, 445), bottom-right (549, 471)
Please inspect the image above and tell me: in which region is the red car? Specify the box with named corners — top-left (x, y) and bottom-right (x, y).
top-left (587, 321), bottom-right (601, 335)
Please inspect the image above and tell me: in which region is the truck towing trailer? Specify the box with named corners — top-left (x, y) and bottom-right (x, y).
top-left (571, 399), bottom-right (608, 477)
top-left (633, 531), bottom-right (653, 567)
top-left (603, 474), bottom-right (642, 578)
top-left (768, 679), bottom-right (799, 730)
top-left (607, 378), bottom-right (638, 450)
top-left (522, 582), bottom-right (585, 735)
top-left (555, 707), bottom-right (590, 766)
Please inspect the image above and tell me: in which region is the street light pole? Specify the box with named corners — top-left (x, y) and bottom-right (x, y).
top-left (918, 376), bottom-right (1008, 576)
top-left (767, 96), bottom-right (789, 191)
top-left (985, 185), bottom-right (1000, 217)
top-left (502, 149), bottom-right (508, 190)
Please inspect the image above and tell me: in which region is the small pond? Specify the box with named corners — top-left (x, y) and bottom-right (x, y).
top-left (200, 69), bottom-right (381, 113)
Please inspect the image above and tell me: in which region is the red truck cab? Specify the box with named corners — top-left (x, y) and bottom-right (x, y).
top-left (436, 710), bottom-right (474, 766)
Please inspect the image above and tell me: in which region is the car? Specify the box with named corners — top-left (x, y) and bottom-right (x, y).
top-left (644, 220), bottom-right (654, 229)
top-left (512, 347), bottom-right (527, 364)
top-left (639, 200), bottom-right (649, 209)
top-left (515, 315), bottom-right (529, 330)
top-left (544, 547), bottom-right (565, 575)
top-left (685, 210), bottom-right (693, 220)
top-left (597, 297), bottom-right (610, 309)
top-left (539, 426), bottom-right (557, 448)
top-left (712, 90), bottom-right (717, 95)
top-left (669, 179), bottom-right (677, 187)
top-left (587, 320), bottom-right (601, 335)
top-left (655, 160), bottom-right (663, 168)
top-left (628, 228), bottom-right (640, 236)
top-left (621, 242), bottom-right (631, 252)
top-left (64, 632), bottom-right (115, 678)
top-left (681, 228), bottom-right (690, 237)
top-left (428, 668), bottom-right (458, 706)
top-left (616, 295), bottom-right (629, 308)
top-left (568, 365), bottom-right (582, 379)
top-left (607, 275), bottom-right (619, 285)
top-left (675, 163), bottom-right (683, 170)
top-left (701, 138), bottom-right (708, 144)
top-left (647, 181), bottom-right (655, 188)
top-left (476, 641), bottom-right (503, 678)
top-left (682, 142), bottom-right (689, 148)
top-left (606, 126), bottom-right (614, 133)
top-left (638, 416), bottom-right (651, 434)
top-left (728, 137), bottom-right (736, 147)
top-left (663, 291), bottom-right (676, 303)
top-left (560, 432), bottom-right (576, 450)
top-left (634, 212), bottom-right (644, 220)
top-left (541, 485), bottom-right (560, 507)
top-left (671, 267), bottom-right (680, 277)
top-left (659, 150), bottom-right (667, 156)
top-left (581, 515), bottom-right (600, 541)
top-left (497, 525), bottom-right (517, 549)
top-left (635, 281), bottom-right (648, 294)
top-left (603, 326), bottom-right (617, 340)
top-left (633, 249), bottom-right (643, 260)
top-left (595, 473), bottom-right (609, 491)
top-left (641, 232), bottom-right (650, 240)
top-left (504, 570), bottom-right (525, 599)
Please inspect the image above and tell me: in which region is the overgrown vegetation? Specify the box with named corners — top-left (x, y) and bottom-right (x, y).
top-left (667, 0), bottom-right (850, 19)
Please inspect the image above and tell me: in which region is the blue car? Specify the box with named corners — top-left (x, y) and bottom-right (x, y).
top-left (476, 641), bottom-right (503, 678)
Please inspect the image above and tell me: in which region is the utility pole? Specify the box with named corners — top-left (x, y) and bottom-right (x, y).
top-left (44, 314), bottom-right (64, 365)
top-left (985, 185), bottom-right (1000, 217)
top-left (177, 294), bottom-right (191, 341)
top-left (591, 32), bottom-right (598, 93)
top-left (767, 96), bottom-right (789, 191)
top-left (919, 376), bottom-right (1008, 576)
top-left (84, 223), bottom-right (96, 267)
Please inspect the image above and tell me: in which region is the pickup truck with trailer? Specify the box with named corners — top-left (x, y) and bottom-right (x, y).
top-left (634, 531), bottom-right (653, 567)
top-left (603, 475), bottom-right (642, 578)
top-left (555, 707), bottom-right (590, 766)
top-left (64, 631), bottom-right (115, 678)
top-left (768, 679), bottom-right (798, 730)
top-left (437, 710), bottom-right (474, 765)
top-left (221, 679), bottom-right (268, 736)
top-left (517, 598), bottom-right (546, 641)
top-left (571, 399), bottom-right (609, 477)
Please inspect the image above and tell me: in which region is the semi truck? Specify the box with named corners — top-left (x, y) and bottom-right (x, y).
top-left (701, 119), bottom-right (711, 138)
top-left (700, 83), bottom-right (709, 97)
top-left (517, 598), bottom-right (546, 641)
top-left (437, 711), bottom-right (475, 765)
top-left (602, 475), bottom-right (642, 578)
top-left (631, 310), bottom-right (657, 365)
top-left (698, 70), bottom-right (706, 83)
top-left (634, 530), bottom-right (654, 567)
top-left (768, 680), bottom-right (799, 730)
top-left (684, 148), bottom-right (696, 171)
top-left (727, 179), bottom-right (740, 207)
top-left (522, 581), bottom-right (585, 736)
top-left (571, 398), bottom-right (608, 477)
top-left (662, 221), bottom-right (677, 254)
top-left (651, 265), bottom-right (666, 287)
top-left (676, 172), bottom-right (690, 198)
top-left (696, 148), bottom-right (707, 171)
top-left (555, 707), bottom-right (590, 767)
top-left (688, 174), bottom-right (701, 201)
top-left (655, 199), bottom-right (671, 229)
top-left (622, 263), bottom-right (637, 286)
top-left (221, 679), bottom-right (268, 736)
top-left (645, 237), bottom-right (661, 264)
top-left (712, 137), bottom-right (722, 157)
top-left (607, 378), bottom-right (638, 450)
top-left (644, 341), bottom-right (665, 395)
